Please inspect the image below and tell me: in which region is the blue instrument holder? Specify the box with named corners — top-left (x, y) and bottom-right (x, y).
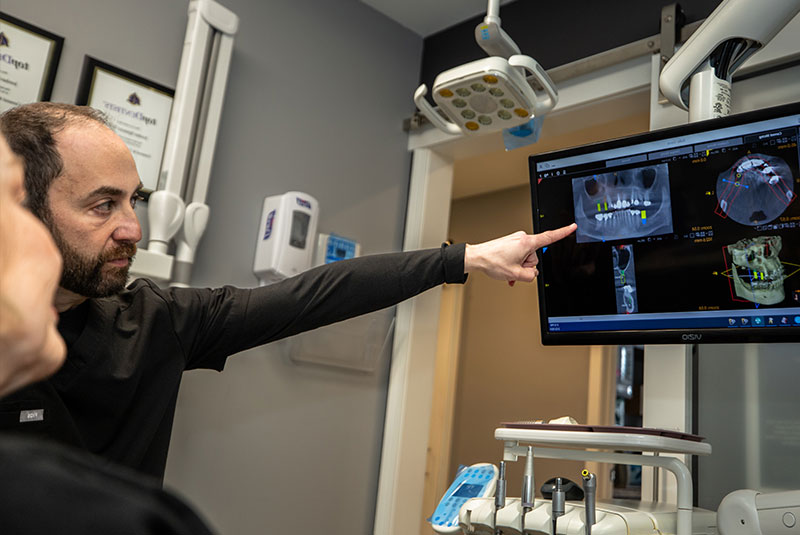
top-left (429, 463), bottom-right (498, 533)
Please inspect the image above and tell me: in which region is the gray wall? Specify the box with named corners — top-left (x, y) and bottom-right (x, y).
top-left (3, 0), bottom-right (423, 533)
top-left (697, 344), bottom-right (800, 511)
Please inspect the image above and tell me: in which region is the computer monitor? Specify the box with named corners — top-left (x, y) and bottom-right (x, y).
top-left (530, 101), bottom-right (800, 345)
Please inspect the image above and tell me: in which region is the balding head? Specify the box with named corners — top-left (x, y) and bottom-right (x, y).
top-left (0, 102), bottom-right (109, 222)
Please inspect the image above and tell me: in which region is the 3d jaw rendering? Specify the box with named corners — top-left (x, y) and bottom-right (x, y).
top-left (716, 153), bottom-right (795, 226)
top-left (572, 164), bottom-right (673, 243)
top-left (728, 235), bottom-right (785, 305)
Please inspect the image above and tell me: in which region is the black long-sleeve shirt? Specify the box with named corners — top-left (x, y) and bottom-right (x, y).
top-left (0, 244), bottom-right (466, 480)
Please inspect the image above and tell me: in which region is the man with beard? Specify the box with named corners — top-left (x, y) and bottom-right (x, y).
top-left (1, 131), bottom-right (218, 534)
top-left (0, 102), bottom-right (576, 482)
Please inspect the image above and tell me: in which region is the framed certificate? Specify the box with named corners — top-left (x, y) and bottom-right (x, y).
top-left (0, 12), bottom-right (64, 112)
top-left (76, 56), bottom-right (174, 193)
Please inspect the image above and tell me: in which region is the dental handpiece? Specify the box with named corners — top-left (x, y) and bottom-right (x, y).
top-left (494, 461), bottom-right (506, 534)
top-left (521, 446), bottom-right (535, 534)
top-left (521, 446), bottom-right (534, 511)
top-left (552, 477), bottom-right (565, 535)
top-left (581, 469), bottom-right (597, 535)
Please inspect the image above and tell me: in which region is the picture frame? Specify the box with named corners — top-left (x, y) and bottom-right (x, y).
top-left (0, 11), bottom-right (64, 112)
top-left (76, 56), bottom-right (175, 194)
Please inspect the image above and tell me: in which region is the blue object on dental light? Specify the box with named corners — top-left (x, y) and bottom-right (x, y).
top-left (503, 115), bottom-right (545, 151)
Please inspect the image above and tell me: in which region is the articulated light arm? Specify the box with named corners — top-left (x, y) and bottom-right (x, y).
top-left (475, 0), bottom-right (521, 60)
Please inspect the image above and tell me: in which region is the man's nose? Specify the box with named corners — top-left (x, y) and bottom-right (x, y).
top-left (112, 205), bottom-right (143, 244)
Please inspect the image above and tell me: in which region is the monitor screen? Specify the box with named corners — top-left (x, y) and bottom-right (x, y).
top-left (530, 101), bottom-right (800, 345)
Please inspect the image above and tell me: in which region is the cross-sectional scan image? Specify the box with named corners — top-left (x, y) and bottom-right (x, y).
top-left (715, 154), bottom-right (796, 226)
top-left (724, 236), bottom-right (786, 305)
top-left (612, 244), bottom-right (638, 314)
top-left (572, 164), bottom-right (673, 243)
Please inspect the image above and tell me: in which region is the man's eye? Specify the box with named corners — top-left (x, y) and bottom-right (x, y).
top-left (94, 201), bottom-right (114, 213)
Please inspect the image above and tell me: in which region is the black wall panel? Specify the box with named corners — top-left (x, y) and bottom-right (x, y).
top-left (420, 0), bottom-right (722, 89)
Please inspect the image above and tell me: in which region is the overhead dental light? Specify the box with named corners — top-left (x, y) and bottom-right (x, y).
top-left (413, 0), bottom-right (558, 136)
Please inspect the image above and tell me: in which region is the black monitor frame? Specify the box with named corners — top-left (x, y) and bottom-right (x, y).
top-left (530, 101), bottom-right (800, 345)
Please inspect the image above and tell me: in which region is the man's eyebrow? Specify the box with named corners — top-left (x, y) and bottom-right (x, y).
top-left (81, 183), bottom-right (144, 202)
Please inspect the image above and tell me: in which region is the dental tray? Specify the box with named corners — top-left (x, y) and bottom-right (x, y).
top-left (500, 422), bottom-right (705, 442)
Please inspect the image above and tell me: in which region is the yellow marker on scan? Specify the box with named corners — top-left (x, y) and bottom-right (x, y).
top-left (597, 203), bottom-right (602, 211)
top-left (641, 210), bottom-right (647, 220)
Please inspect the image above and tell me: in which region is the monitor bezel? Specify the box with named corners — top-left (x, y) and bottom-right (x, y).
top-left (530, 101), bottom-right (800, 345)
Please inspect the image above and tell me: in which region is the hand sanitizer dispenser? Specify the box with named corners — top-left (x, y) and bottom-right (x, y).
top-left (253, 191), bottom-right (319, 285)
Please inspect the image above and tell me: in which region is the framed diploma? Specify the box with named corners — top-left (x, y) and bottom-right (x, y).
top-left (76, 56), bottom-right (174, 193)
top-left (0, 12), bottom-right (64, 112)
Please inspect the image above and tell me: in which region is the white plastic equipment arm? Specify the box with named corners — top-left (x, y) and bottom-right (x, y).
top-left (413, 85), bottom-right (462, 136)
top-left (508, 55), bottom-right (558, 115)
top-left (660, 0), bottom-right (800, 111)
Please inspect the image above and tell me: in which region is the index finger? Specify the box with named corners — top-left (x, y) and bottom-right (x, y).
top-left (534, 223), bottom-right (577, 248)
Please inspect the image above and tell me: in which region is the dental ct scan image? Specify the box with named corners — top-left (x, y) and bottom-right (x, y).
top-left (612, 244), bottom-right (639, 314)
top-left (715, 153), bottom-right (795, 226)
top-left (572, 164), bottom-right (673, 243)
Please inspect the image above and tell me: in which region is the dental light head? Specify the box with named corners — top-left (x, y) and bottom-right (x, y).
top-left (660, 0), bottom-right (800, 120)
top-left (413, 1), bottom-right (558, 136)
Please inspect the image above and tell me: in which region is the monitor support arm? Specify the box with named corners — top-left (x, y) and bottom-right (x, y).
top-left (659, 0), bottom-right (800, 122)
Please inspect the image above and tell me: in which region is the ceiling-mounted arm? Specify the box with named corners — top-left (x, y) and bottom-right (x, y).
top-left (659, 0), bottom-right (800, 121)
top-left (485, 0), bottom-right (501, 23)
top-left (474, 0), bottom-right (520, 59)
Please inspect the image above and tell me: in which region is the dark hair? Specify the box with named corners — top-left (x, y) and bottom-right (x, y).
top-left (0, 102), bottom-right (108, 221)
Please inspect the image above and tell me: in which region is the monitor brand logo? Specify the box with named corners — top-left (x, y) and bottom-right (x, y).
top-left (681, 333), bottom-right (703, 341)
top-left (296, 197), bottom-right (311, 209)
